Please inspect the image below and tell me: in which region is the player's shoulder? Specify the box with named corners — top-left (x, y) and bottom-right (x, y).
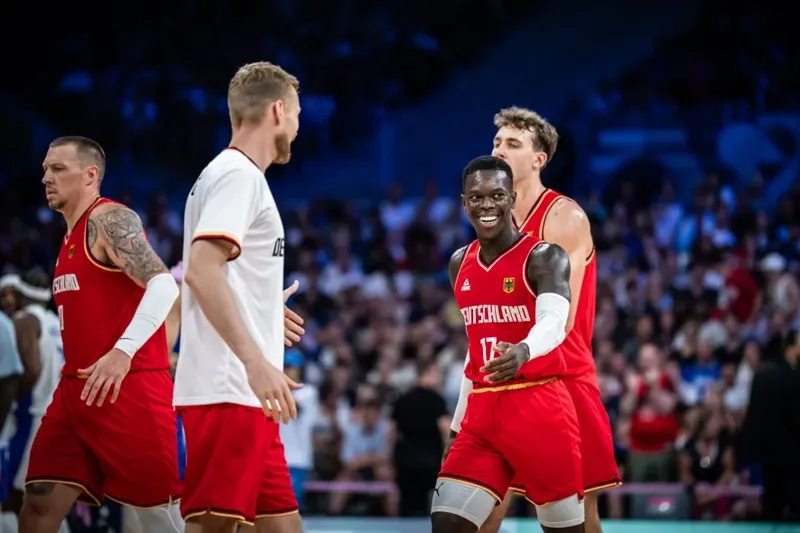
top-left (548, 190), bottom-right (586, 217)
top-left (206, 149), bottom-right (262, 178)
top-left (197, 149), bottom-right (265, 194)
top-left (87, 201), bottom-right (143, 235)
top-left (528, 240), bottom-right (569, 269)
top-left (448, 243), bottom-right (473, 287)
top-left (449, 243), bottom-right (471, 266)
top-left (89, 198), bottom-right (135, 218)
top-left (544, 192), bottom-right (590, 238)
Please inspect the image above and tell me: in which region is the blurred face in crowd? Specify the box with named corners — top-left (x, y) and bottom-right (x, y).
top-left (697, 340), bottom-right (714, 362)
top-left (491, 126), bottom-right (546, 182)
top-left (637, 344), bottom-right (661, 376)
top-left (42, 144), bottom-right (100, 212)
top-left (285, 365), bottom-right (302, 383)
top-left (720, 362), bottom-right (737, 387)
top-left (743, 340), bottom-right (760, 368)
top-left (0, 287), bottom-right (18, 316)
top-left (361, 399), bottom-right (382, 428)
top-left (462, 170), bottom-right (516, 240)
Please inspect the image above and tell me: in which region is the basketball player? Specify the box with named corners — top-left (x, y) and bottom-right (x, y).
top-left (0, 271), bottom-right (65, 530)
top-left (20, 136), bottom-right (183, 533)
top-left (175, 61), bottom-right (303, 533)
top-left (450, 108), bottom-right (620, 533)
top-left (432, 156), bottom-right (584, 533)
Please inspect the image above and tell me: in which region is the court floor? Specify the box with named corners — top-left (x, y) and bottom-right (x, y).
top-left (301, 518), bottom-right (800, 533)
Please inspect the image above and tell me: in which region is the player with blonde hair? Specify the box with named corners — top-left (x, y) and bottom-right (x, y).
top-left (176, 61), bottom-right (304, 533)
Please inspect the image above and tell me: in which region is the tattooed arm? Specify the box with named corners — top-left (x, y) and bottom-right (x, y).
top-left (88, 203), bottom-right (179, 358)
top-left (89, 204), bottom-right (169, 286)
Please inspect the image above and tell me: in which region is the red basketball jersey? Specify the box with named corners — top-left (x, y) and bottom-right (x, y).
top-left (514, 189), bottom-right (597, 379)
top-left (454, 234), bottom-right (567, 385)
top-left (52, 197), bottom-right (169, 377)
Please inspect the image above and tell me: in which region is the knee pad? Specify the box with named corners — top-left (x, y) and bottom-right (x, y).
top-left (534, 494), bottom-right (584, 529)
top-left (430, 478), bottom-right (497, 528)
top-left (134, 502), bottom-right (184, 533)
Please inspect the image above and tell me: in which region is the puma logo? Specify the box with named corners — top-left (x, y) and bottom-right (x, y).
top-left (433, 482), bottom-right (444, 497)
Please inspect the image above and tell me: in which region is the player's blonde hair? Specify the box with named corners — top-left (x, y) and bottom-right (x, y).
top-left (227, 62), bottom-right (300, 128)
top-left (494, 107), bottom-right (559, 166)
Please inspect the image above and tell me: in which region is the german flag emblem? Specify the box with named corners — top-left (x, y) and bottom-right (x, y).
top-left (503, 277), bottom-right (515, 294)
top-left (68, 244), bottom-right (75, 258)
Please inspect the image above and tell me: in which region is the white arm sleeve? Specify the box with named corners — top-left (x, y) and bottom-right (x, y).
top-left (522, 292), bottom-right (570, 359)
top-left (114, 273), bottom-right (180, 358)
top-left (451, 354), bottom-right (473, 432)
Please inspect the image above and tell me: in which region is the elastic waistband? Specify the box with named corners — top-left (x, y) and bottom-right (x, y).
top-left (471, 376), bottom-right (558, 394)
top-left (63, 367), bottom-right (170, 380)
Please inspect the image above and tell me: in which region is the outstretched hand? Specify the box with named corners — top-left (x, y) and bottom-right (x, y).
top-left (480, 342), bottom-right (530, 383)
top-left (283, 280), bottom-right (305, 346)
top-left (79, 349), bottom-right (132, 407)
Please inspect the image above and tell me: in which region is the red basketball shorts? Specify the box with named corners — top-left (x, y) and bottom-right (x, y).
top-left (26, 372), bottom-right (181, 507)
top-left (510, 374), bottom-right (621, 498)
top-left (439, 378), bottom-right (583, 506)
top-left (179, 403), bottom-right (298, 525)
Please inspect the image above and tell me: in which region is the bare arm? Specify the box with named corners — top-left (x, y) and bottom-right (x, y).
top-left (184, 239), bottom-right (262, 366)
top-left (89, 204), bottom-right (169, 285)
top-left (677, 450), bottom-right (695, 485)
top-left (524, 241), bottom-right (572, 300)
top-left (85, 203), bottom-right (178, 359)
top-left (13, 314), bottom-right (41, 397)
top-left (447, 247), bottom-right (472, 433)
top-left (448, 246), bottom-right (468, 289)
top-left (0, 375), bottom-right (18, 433)
top-left (648, 384), bottom-right (677, 414)
top-left (541, 199), bottom-right (592, 333)
top-left (165, 285), bottom-right (182, 352)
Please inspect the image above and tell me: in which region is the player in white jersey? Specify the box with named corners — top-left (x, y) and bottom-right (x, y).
top-left (175, 61), bottom-right (303, 533)
top-left (0, 271), bottom-right (68, 533)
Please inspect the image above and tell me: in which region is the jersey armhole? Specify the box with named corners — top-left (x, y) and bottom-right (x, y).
top-left (452, 242), bottom-right (474, 290)
top-left (539, 194), bottom-right (568, 241)
top-left (522, 243), bottom-right (537, 298)
top-left (84, 199), bottom-right (122, 273)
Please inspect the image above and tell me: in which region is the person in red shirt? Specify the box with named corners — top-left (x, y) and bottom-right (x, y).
top-left (621, 343), bottom-right (679, 481)
top-left (718, 249), bottom-right (761, 323)
top-left (435, 156), bottom-right (584, 533)
top-left (21, 136), bottom-right (183, 533)
top-left (450, 108), bottom-right (620, 533)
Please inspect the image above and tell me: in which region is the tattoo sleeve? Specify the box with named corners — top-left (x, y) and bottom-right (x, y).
top-left (87, 218), bottom-right (98, 248)
top-left (94, 206), bottom-right (168, 285)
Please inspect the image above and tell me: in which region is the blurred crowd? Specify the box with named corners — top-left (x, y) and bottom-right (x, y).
top-left (578, 0), bottom-right (799, 123)
top-left (2, 171), bottom-right (800, 522)
top-left (0, 0), bottom-right (536, 185)
top-left (1, 0), bottom-right (800, 527)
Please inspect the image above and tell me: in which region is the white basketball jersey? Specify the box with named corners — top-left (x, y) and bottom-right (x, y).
top-left (20, 304), bottom-right (63, 416)
top-left (175, 148), bottom-right (286, 408)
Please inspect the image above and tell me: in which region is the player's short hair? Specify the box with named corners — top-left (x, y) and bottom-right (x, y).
top-left (494, 106), bottom-right (559, 165)
top-left (49, 136), bottom-right (107, 183)
top-left (228, 62), bottom-right (300, 128)
top-left (462, 155), bottom-right (514, 191)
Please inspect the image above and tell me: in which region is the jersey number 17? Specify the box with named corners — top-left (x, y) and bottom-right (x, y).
top-left (480, 336), bottom-right (498, 365)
